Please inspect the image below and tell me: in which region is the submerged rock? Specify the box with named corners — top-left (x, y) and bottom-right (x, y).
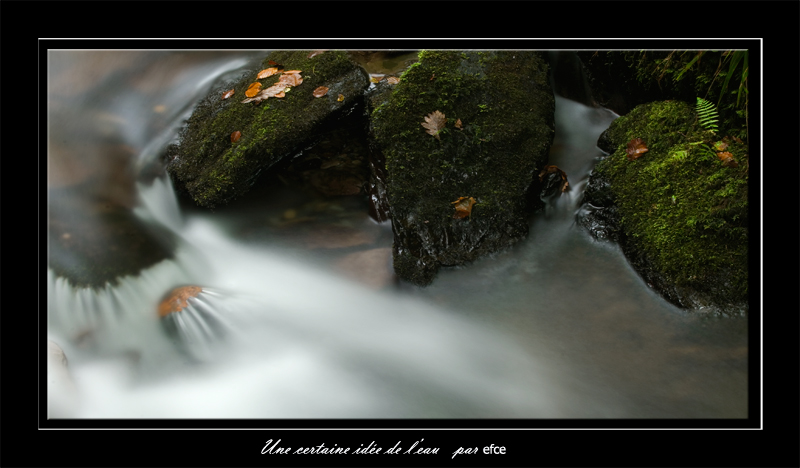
top-left (165, 51), bottom-right (370, 208)
top-left (579, 101), bottom-right (749, 315)
top-left (370, 50), bottom-right (555, 286)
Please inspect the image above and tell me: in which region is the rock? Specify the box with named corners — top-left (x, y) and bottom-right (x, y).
top-left (165, 51), bottom-right (370, 208)
top-left (579, 101), bottom-right (749, 315)
top-left (369, 51), bottom-right (555, 285)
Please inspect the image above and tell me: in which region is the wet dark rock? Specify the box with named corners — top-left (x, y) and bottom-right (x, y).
top-left (370, 51), bottom-right (555, 286)
top-left (165, 51), bottom-right (370, 208)
top-left (579, 101), bottom-right (749, 316)
top-left (48, 185), bottom-right (176, 289)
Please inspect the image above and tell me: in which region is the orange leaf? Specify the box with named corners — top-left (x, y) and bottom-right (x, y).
top-left (231, 131), bottom-right (242, 143)
top-left (386, 76), bottom-right (400, 85)
top-left (245, 82), bottom-right (262, 98)
top-left (257, 67), bottom-right (279, 79)
top-left (717, 151), bottom-right (738, 167)
top-left (278, 73), bottom-right (303, 87)
top-left (282, 70), bottom-right (302, 75)
top-left (626, 138), bottom-right (649, 161)
top-left (369, 74), bottom-right (385, 83)
top-left (451, 196), bottom-right (477, 219)
top-left (337, 94), bottom-right (344, 102)
top-left (268, 60), bottom-right (281, 66)
top-left (158, 286), bottom-right (203, 317)
top-left (421, 110), bottom-right (447, 140)
top-left (455, 118), bottom-right (463, 129)
top-left (221, 89), bottom-right (235, 100)
top-left (313, 86), bottom-right (329, 97)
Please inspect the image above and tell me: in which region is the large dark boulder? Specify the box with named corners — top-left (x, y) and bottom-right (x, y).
top-left (165, 51), bottom-right (370, 208)
top-left (370, 51), bottom-right (555, 286)
top-left (580, 101), bottom-right (749, 315)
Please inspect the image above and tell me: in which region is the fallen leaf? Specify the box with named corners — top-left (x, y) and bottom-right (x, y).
top-left (717, 151), bottom-right (738, 167)
top-left (538, 165), bottom-right (570, 193)
top-left (278, 72), bottom-right (303, 87)
top-left (451, 196), bottom-right (477, 219)
top-left (231, 130), bottom-right (242, 143)
top-left (337, 94), bottom-right (344, 102)
top-left (422, 110), bottom-right (447, 140)
top-left (455, 118), bottom-right (463, 129)
top-left (257, 67), bottom-right (279, 79)
top-left (369, 74), bottom-right (385, 83)
top-left (282, 69), bottom-right (303, 75)
top-left (386, 76), bottom-right (400, 85)
top-left (158, 286), bottom-right (203, 317)
top-left (221, 89), bottom-right (235, 100)
top-left (626, 138), bottom-right (649, 161)
top-left (313, 86), bottom-right (329, 97)
top-left (268, 60), bottom-right (281, 66)
top-left (307, 51), bottom-right (327, 59)
top-left (245, 82), bottom-right (262, 98)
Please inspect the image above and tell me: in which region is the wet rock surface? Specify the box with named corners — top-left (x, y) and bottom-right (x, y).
top-left (165, 50), bottom-right (370, 208)
top-left (369, 50), bottom-right (555, 286)
top-left (579, 101), bottom-right (749, 315)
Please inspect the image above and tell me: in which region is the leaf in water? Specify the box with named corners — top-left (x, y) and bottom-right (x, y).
top-left (386, 76), bottom-right (400, 85)
top-left (231, 131), bottom-right (242, 143)
top-left (626, 138), bottom-right (649, 161)
top-left (245, 82), bottom-right (262, 98)
top-left (451, 196), bottom-right (477, 219)
top-left (257, 67), bottom-right (279, 79)
top-left (422, 110), bottom-right (447, 140)
top-left (158, 286), bottom-right (203, 317)
top-left (313, 86), bottom-right (329, 97)
top-left (337, 94), bottom-right (344, 102)
top-left (221, 89), bottom-right (235, 100)
top-left (538, 165), bottom-right (570, 193)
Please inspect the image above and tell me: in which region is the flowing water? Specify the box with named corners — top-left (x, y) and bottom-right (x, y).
top-left (45, 51), bottom-right (748, 420)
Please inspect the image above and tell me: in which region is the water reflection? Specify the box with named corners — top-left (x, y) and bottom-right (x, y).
top-left (46, 51), bottom-right (747, 420)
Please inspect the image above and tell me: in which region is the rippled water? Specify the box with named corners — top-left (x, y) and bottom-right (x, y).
top-left (45, 51), bottom-right (748, 420)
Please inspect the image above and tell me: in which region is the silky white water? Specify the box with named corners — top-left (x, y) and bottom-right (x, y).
top-left (46, 51), bottom-right (748, 420)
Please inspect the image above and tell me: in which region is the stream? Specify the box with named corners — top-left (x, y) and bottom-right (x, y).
top-left (45, 50), bottom-right (748, 420)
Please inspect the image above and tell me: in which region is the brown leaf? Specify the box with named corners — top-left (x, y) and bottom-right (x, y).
top-left (451, 196), bottom-right (477, 219)
top-left (158, 286), bottom-right (203, 317)
top-left (422, 110), bottom-right (447, 140)
top-left (278, 72), bottom-right (303, 87)
top-left (455, 118), bottom-right (463, 129)
top-left (307, 51), bottom-right (327, 59)
top-left (282, 69), bottom-right (303, 75)
top-left (268, 60), bottom-right (281, 66)
top-left (626, 138), bottom-right (649, 161)
top-left (369, 74), bottom-right (385, 83)
top-left (337, 94), bottom-right (344, 102)
top-left (257, 67), bottom-right (279, 79)
top-left (313, 86), bottom-right (329, 97)
top-left (221, 89), bottom-right (235, 100)
top-left (241, 83), bottom-right (288, 103)
top-left (245, 82), bottom-right (262, 98)
top-left (386, 76), bottom-right (400, 85)
top-left (231, 130), bottom-right (242, 143)
top-left (717, 151), bottom-right (738, 167)
top-left (538, 165), bottom-right (570, 193)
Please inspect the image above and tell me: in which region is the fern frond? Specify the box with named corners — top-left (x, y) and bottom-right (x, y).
top-left (696, 97), bottom-right (719, 133)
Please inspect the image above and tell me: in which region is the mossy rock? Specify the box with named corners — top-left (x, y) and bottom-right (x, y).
top-left (370, 50), bottom-right (555, 286)
top-left (581, 100), bottom-right (749, 315)
top-left (165, 51), bottom-right (369, 208)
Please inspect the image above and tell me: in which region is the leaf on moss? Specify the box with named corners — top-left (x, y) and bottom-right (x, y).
top-left (386, 76), bottom-right (400, 85)
top-left (455, 118), bottom-right (463, 130)
top-left (422, 110), bottom-right (447, 140)
top-left (221, 89), bottom-right (235, 100)
top-left (313, 86), bottom-right (329, 97)
top-left (257, 67), bottom-right (279, 79)
top-left (451, 196), bottom-right (477, 219)
top-left (278, 72), bottom-right (303, 87)
top-left (626, 138), bottom-right (649, 161)
top-left (231, 131), bottom-right (242, 143)
top-left (245, 82), bottom-right (262, 98)
top-left (307, 51), bottom-right (326, 59)
top-left (282, 69), bottom-right (303, 75)
top-left (717, 151), bottom-right (738, 167)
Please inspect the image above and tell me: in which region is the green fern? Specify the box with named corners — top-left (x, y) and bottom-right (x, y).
top-left (696, 97), bottom-right (719, 134)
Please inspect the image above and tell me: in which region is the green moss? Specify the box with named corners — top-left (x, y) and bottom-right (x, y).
top-left (593, 101), bottom-right (748, 304)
